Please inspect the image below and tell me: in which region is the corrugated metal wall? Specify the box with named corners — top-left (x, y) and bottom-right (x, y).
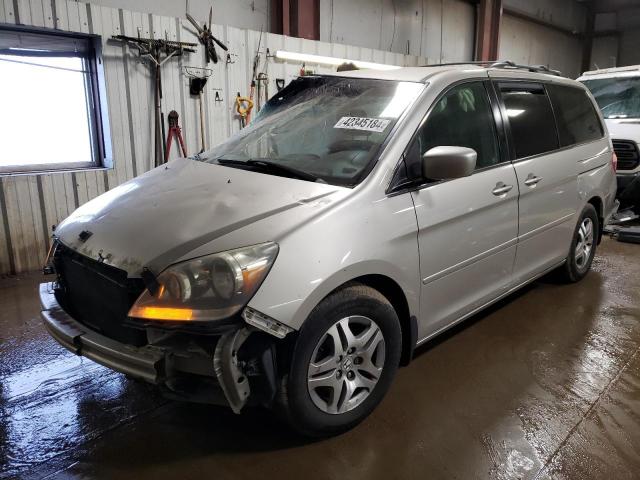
top-left (86, 0), bottom-right (271, 31)
top-left (0, 0), bottom-right (427, 276)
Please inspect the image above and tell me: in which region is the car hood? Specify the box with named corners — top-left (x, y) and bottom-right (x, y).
top-left (604, 118), bottom-right (640, 143)
top-left (55, 158), bottom-right (342, 276)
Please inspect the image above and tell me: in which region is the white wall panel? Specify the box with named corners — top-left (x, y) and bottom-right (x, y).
top-left (617, 8), bottom-right (640, 32)
top-left (441, 0), bottom-right (474, 63)
top-left (590, 36), bottom-right (619, 70)
top-left (0, 0), bottom-right (425, 275)
top-left (503, 0), bottom-right (586, 33)
top-left (592, 8), bottom-right (640, 69)
top-left (595, 12), bottom-right (617, 32)
top-left (0, 203), bottom-right (12, 275)
top-left (81, 0), bottom-right (270, 32)
top-left (1, 0), bottom-right (15, 23)
top-left (3, 178), bottom-right (34, 272)
top-left (619, 30), bottom-right (640, 67)
top-left (320, 0), bottom-right (474, 61)
top-left (499, 13), bottom-right (583, 79)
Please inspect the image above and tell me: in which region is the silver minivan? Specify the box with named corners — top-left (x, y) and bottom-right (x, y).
top-left (41, 62), bottom-right (618, 436)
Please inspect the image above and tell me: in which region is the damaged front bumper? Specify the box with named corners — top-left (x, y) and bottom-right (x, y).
top-left (39, 282), bottom-right (281, 412)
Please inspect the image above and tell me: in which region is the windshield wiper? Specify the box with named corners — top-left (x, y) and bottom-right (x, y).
top-left (217, 158), bottom-right (324, 183)
top-left (247, 160), bottom-right (324, 182)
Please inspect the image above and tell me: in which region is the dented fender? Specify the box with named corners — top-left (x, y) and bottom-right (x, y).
top-left (245, 189), bottom-right (421, 331)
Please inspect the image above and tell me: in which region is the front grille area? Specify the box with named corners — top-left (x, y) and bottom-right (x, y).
top-left (612, 140), bottom-right (640, 171)
top-left (53, 242), bottom-right (147, 346)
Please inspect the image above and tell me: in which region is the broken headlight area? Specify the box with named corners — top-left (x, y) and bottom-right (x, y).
top-left (149, 327), bottom-right (283, 411)
top-left (129, 242), bottom-right (279, 324)
top-left (43, 240), bottom-right (290, 411)
top-left (243, 306), bottom-right (294, 338)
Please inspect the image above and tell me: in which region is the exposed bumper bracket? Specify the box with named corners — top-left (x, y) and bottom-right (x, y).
top-left (213, 327), bottom-right (253, 414)
top-left (39, 282), bottom-right (166, 383)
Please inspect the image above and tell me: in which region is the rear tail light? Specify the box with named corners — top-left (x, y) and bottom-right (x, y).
top-left (612, 151), bottom-right (618, 172)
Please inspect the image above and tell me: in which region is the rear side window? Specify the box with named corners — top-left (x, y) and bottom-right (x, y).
top-left (498, 82), bottom-right (559, 159)
top-left (547, 84), bottom-right (604, 146)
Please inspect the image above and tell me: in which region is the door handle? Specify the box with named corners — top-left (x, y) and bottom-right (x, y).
top-left (492, 182), bottom-right (513, 196)
top-left (524, 174), bottom-right (542, 187)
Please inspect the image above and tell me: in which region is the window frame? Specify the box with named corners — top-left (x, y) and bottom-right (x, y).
top-left (493, 80), bottom-right (561, 162)
top-left (0, 24), bottom-right (111, 176)
top-left (386, 78), bottom-right (509, 195)
top-left (494, 79), bottom-right (606, 164)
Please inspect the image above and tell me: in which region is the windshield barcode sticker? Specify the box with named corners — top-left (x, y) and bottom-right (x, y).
top-left (334, 116), bottom-right (391, 133)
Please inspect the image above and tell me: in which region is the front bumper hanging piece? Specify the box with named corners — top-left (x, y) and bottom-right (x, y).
top-left (213, 327), bottom-right (253, 414)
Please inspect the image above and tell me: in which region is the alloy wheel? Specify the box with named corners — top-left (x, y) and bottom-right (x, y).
top-left (575, 217), bottom-right (594, 270)
top-left (306, 316), bottom-right (386, 414)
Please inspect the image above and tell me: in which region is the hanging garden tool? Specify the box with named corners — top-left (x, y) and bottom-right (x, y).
top-left (246, 79), bottom-right (256, 123)
top-left (185, 2), bottom-right (228, 64)
top-left (184, 66), bottom-right (212, 152)
top-left (255, 48), bottom-right (270, 113)
top-left (245, 28), bottom-right (263, 124)
top-left (235, 93), bottom-right (254, 129)
top-left (112, 32), bottom-right (196, 167)
top-left (256, 72), bottom-right (269, 112)
top-left (164, 110), bottom-right (188, 161)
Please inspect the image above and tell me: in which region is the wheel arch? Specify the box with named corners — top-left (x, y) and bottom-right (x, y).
top-left (351, 274), bottom-right (417, 366)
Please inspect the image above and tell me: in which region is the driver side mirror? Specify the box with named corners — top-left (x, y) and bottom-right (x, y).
top-left (422, 146), bottom-right (477, 180)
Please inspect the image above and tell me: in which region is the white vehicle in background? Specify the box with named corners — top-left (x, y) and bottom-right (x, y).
top-left (579, 66), bottom-right (640, 210)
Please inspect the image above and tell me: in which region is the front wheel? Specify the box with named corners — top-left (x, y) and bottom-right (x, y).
top-left (560, 203), bottom-right (599, 283)
top-left (278, 283), bottom-right (401, 437)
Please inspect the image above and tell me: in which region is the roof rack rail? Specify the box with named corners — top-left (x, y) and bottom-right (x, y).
top-left (418, 60), bottom-right (562, 76)
top-left (419, 60), bottom-right (496, 67)
top-left (490, 60), bottom-right (562, 76)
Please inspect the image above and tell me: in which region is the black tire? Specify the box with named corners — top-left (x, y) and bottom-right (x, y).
top-left (560, 203), bottom-right (599, 283)
top-left (278, 283), bottom-right (402, 437)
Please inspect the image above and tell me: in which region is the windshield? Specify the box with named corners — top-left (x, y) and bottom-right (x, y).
top-left (582, 76), bottom-right (640, 119)
top-left (198, 76), bottom-right (424, 186)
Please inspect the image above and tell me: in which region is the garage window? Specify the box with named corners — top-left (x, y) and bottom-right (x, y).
top-left (0, 26), bottom-right (108, 174)
top-left (547, 84), bottom-right (604, 147)
top-left (498, 82), bottom-right (559, 159)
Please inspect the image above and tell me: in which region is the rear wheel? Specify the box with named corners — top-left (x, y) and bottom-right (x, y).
top-left (278, 283), bottom-right (401, 437)
top-left (560, 203), bottom-right (599, 283)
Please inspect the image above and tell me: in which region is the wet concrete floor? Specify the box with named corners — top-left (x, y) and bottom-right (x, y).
top-left (1, 237), bottom-right (639, 479)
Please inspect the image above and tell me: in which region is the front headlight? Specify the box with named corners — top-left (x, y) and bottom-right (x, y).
top-left (128, 242), bottom-right (278, 322)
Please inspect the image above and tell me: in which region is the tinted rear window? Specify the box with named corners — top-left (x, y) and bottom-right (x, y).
top-left (547, 84), bottom-right (604, 146)
top-left (499, 82), bottom-right (559, 159)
